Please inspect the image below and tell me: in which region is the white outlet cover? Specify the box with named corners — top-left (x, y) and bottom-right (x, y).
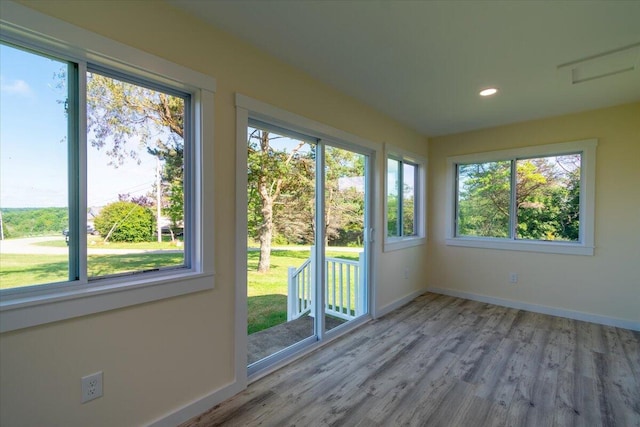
top-left (81, 371), bottom-right (103, 403)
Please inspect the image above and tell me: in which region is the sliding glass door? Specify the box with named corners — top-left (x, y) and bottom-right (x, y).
top-left (246, 121), bottom-right (371, 373)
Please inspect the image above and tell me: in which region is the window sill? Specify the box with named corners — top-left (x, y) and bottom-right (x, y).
top-left (384, 236), bottom-right (426, 252)
top-left (445, 237), bottom-right (594, 256)
top-left (0, 271), bottom-right (214, 333)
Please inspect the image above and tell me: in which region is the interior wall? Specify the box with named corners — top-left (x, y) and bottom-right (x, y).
top-left (428, 102), bottom-right (640, 324)
top-left (0, 1), bottom-right (428, 426)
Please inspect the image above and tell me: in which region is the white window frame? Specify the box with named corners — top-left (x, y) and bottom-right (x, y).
top-left (445, 139), bottom-right (597, 256)
top-left (0, 2), bottom-right (216, 332)
top-left (384, 143), bottom-right (427, 252)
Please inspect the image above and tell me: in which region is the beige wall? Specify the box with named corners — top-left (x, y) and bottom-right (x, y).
top-left (0, 1), bottom-right (428, 426)
top-left (428, 103), bottom-right (640, 324)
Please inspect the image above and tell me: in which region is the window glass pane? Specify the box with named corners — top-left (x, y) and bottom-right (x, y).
top-left (0, 43), bottom-right (71, 289)
top-left (86, 72), bottom-right (186, 278)
top-left (402, 162), bottom-right (417, 236)
top-left (386, 158), bottom-right (400, 237)
top-left (516, 154), bottom-right (581, 241)
top-left (457, 161), bottom-right (511, 238)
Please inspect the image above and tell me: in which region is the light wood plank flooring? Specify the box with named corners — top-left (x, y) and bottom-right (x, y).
top-left (182, 293), bottom-right (640, 427)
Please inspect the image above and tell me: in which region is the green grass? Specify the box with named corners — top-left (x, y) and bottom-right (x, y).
top-left (0, 243), bottom-right (358, 335)
top-left (247, 250), bottom-right (309, 334)
top-left (0, 253), bottom-right (184, 289)
top-left (0, 254), bottom-right (68, 288)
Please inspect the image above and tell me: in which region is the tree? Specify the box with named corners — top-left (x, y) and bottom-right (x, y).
top-left (0, 208), bottom-right (68, 238)
top-left (458, 161), bottom-right (511, 238)
top-left (272, 149), bottom-right (316, 245)
top-left (94, 201), bottom-right (155, 242)
top-left (247, 129), bottom-right (306, 272)
top-left (322, 147), bottom-right (365, 246)
top-left (458, 155), bottom-right (581, 241)
top-left (515, 158), bottom-right (580, 241)
top-left (85, 72), bottom-right (185, 232)
top-left (119, 193), bottom-right (154, 207)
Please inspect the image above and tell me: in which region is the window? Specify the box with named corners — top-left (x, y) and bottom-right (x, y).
top-left (446, 139), bottom-right (597, 255)
top-left (0, 3), bottom-right (215, 332)
top-left (384, 144), bottom-right (426, 251)
top-left (85, 69), bottom-right (189, 278)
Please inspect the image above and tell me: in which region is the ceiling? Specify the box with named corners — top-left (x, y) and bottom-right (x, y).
top-left (168, 1), bottom-right (640, 136)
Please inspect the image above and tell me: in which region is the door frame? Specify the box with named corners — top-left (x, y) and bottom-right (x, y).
top-left (235, 94), bottom-right (381, 382)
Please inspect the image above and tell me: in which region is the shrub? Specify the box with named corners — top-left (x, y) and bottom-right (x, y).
top-left (94, 201), bottom-right (155, 242)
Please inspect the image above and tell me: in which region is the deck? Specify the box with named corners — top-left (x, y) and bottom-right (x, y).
top-left (248, 315), bottom-right (345, 364)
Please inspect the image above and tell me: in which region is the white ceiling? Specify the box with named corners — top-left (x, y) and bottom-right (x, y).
top-left (169, 0), bottom-right (640, 136)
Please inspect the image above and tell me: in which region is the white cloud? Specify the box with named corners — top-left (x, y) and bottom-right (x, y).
top-left (0, 76), bottom-right (33, 96)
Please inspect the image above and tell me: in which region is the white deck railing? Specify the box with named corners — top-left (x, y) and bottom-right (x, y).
top-left (287, 248), bottom-right (365, 321)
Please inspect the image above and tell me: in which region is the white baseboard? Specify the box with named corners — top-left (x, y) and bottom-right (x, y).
top-left (375, 288), bottom-right (429, 319)
top-left (147, 379), bottom-right (244, 427)
top-left (427, 287), bottom-right (640, 331)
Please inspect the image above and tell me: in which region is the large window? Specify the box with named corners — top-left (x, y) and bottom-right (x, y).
top-left (85, 69), bottom-right (189, 279)
top-left (384, 144), bottom-right (426, 251)
top-left (446, 140), bottom-right (597, 255)
top-left (0, 3), bottom-right (215, 332)
top-left (1, 43), bottom-right (189, 287)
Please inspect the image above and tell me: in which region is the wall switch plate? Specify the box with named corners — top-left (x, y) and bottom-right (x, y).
top-left (81, 371), bottom-right (103, 403)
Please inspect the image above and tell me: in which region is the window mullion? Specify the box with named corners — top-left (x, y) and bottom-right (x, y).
top-left (398, 160), bottom-right (404, 237)
top-left (78, 61), bottom-right (89, 283)
top-left (509, 159), bottom-right (518, 240)
top-left (66, 60), bottom-right (82, 282)
top-left (413, 163), bottom-right (419, 236)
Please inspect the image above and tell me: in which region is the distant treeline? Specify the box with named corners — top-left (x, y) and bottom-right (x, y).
top-left (1, 207), bottom-right (68, 239)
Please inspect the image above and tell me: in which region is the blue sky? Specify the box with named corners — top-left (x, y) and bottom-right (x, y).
top-left (1, 43), bottom-right (157, 208)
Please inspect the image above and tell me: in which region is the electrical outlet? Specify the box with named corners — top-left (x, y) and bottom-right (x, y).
top-left (81, 371), bottom-right (103, 403)
top-left (509, 273), bottom-right (519, 284)
top-left (403, 268), bottom-right (409, 279)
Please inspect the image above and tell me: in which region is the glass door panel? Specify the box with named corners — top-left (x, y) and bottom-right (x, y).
top-left (323, 145), bottom-right (368, 332)
top-left (246, 126), bottom-right (316, 366)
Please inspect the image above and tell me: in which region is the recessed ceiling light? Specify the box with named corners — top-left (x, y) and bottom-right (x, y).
top-left (479, 88), bottom-right (498, 97)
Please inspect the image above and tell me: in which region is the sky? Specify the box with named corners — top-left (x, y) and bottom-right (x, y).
top-left (1, 43), bottom-right (160, 208)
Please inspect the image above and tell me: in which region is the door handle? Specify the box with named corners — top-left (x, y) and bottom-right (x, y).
top-left (367, 228), bottom-right (375, 243)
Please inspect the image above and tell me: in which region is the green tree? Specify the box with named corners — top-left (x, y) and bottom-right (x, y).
top-left (323, 147), bottom-right (365, 246)
top-left (516, 158), bottom-right (580, 241)
top-left (0, 208), bottom-right (68, 238)
top-left (84, 72), bottom-right (185, 233)
top-left (94, 201), bottom-right (155, 242)
top-left (247, 129), bottom-right (306, 272)
top-left (458, 155), bottom-right (580, 241)
top-left (270, 146), bottom-right (365, 247)
top-left (458, 161), bottom-right (511, 238)
top-left (272, 148), bottom-right (316, 245)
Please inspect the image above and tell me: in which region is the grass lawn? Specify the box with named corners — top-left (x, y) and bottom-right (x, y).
top-left (0, 253), bottom-right (184, 289)
top-left (0, 254), bottom-right (68, 288)
top-left (1, 244), bottom-right (359, 335)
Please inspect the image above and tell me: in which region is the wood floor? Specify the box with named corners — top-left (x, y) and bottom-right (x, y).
top-left (182, 293), bottom-right (640, 427)
top-left (248, 315), bottom-right (345, 365)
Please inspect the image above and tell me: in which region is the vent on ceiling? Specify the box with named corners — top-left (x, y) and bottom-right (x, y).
top-left (558, 42), bottom-right (640, 84)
